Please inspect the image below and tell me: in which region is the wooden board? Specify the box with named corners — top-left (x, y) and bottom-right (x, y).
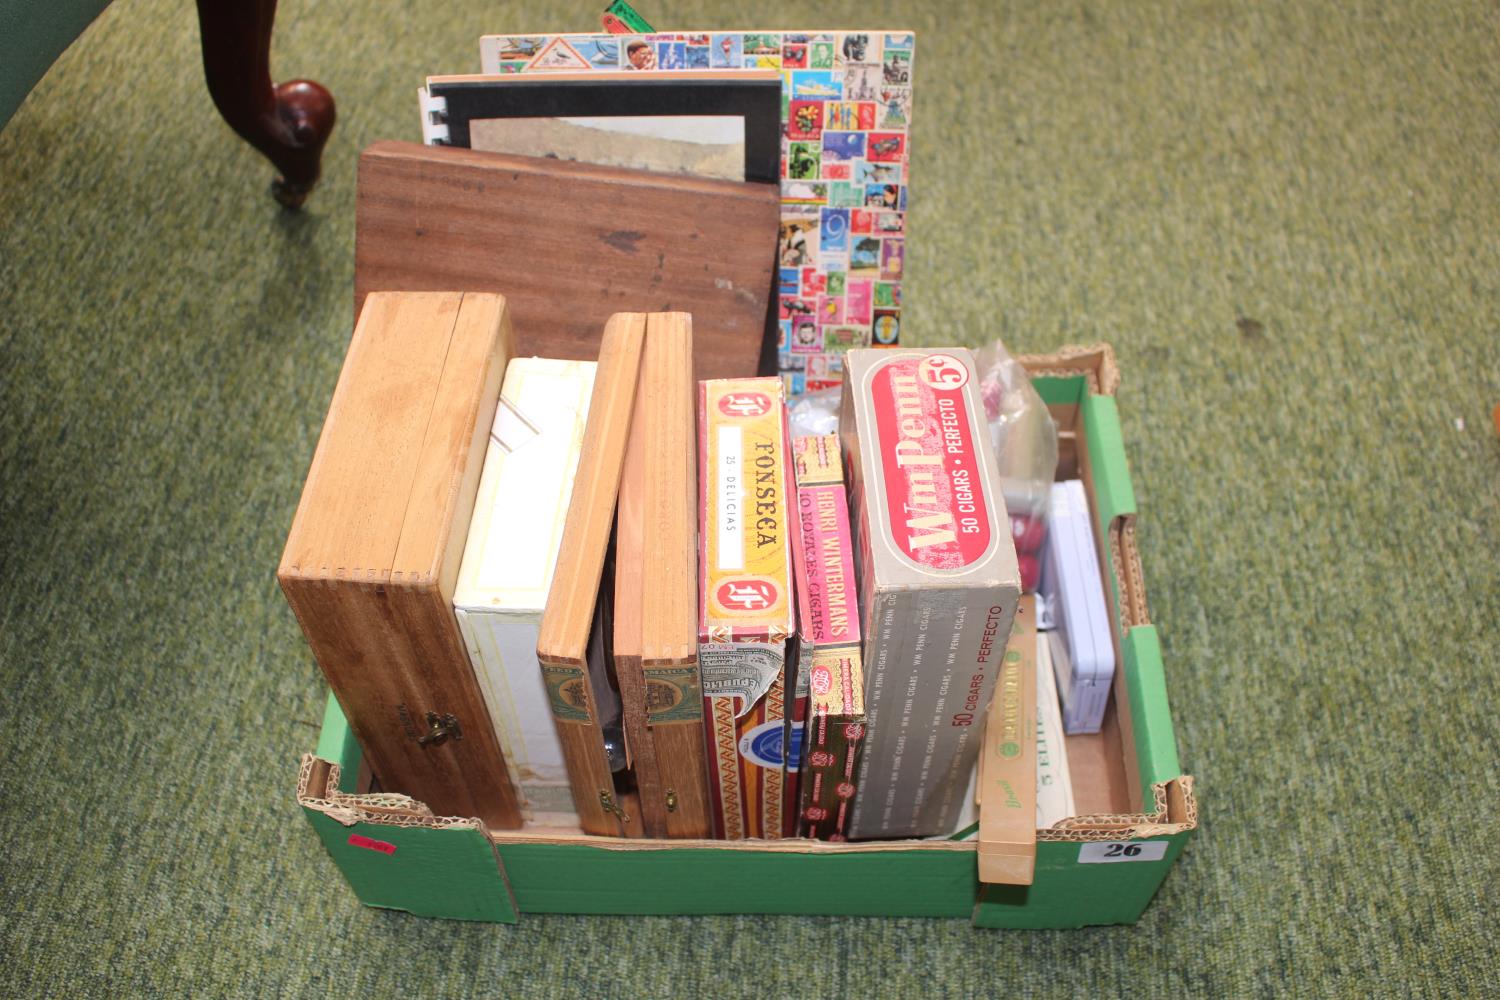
top-left (279, 291), bottom-right (522, 828)
top-left (354, 141), bottom-right (780, 383)
top-left (977, 595), bottom-right (1038, 884)
top-left (537, 313), bottom-right (647, 836)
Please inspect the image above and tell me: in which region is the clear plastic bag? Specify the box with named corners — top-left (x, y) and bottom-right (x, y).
top-left (788, 387), bottom-right (842, 440)
top-left (975, 340), bottom-right (1058, 592)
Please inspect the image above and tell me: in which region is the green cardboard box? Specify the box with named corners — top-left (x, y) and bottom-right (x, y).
top-left (295, 344), bottom-right (1197, 928)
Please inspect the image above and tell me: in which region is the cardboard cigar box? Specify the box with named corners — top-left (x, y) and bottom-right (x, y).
top-left (839, 348), bottom-right (1022, 840)
top-left (697, 377), bottom-right (796, 840)
top-left (789, 435), bottom-right (866, 840)
top-left (453, 357), bottom-right (596, 827)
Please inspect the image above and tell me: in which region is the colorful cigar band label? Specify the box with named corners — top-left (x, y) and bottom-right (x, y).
top-left (867, 353), bottom-right (995, 570)
top-left (541, 663), bottom-right (592, 724)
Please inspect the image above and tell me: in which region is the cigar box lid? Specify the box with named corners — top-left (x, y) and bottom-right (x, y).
top-left (840, 347), bottom-right (1021, 594)
top-left (454, 358), bottom-right (597, 617)
top-left (697, 377), bottom-right (795, 643)
top-left (279, 291), bottom-right (511, 592)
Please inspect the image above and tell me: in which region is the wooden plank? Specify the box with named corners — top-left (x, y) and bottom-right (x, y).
top-left (977, 595), bottom-right (1038, 884)
top-left (537, 313), bottom-right (647, 836)
top-left (355, 141), bottom-right (780, 383)
top-left (280, 292), bottom-right (523, 828)
top-left (639, 313), bottom-right (712, 838)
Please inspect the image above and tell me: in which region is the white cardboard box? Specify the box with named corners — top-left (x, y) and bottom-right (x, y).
top-left (454, 357), bottom-right (596, 825)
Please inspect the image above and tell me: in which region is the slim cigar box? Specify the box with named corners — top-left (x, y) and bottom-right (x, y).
top-left (1040, 479), bottom-right (1117, 735)
top-left (839, 348), bottom-right (1022, 839)
top-left (536, 314), bottom-right (648, 837)
top-left (789, 434), bottom-right (866, 840)
top-left (453, 357), bottom-right (596, 827)
top-left (697, 377), bottom-right (796, 839)
top-left (613, 313), bottom-right (712, 839)
top-left (298, 343), bottom-right (1197, 930)
top-left (280, 291), bottom-right (521, 828)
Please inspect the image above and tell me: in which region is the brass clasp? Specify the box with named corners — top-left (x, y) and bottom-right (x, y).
top-left (416, 712), bottom-right (462, 747)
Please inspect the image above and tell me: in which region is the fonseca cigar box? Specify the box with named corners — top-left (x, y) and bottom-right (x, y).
top-left (453, 357), bottom-right (596, 827)
top-left (790, 434), bottom-right (866, 841)
top-left (839, 348), bottom-right (1022, 840)
top-left (698, 377), bottom-right (796, 839)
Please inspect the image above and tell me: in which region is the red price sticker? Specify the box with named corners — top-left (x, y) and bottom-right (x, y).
top-left (348, 833), bottom-right (397, 856)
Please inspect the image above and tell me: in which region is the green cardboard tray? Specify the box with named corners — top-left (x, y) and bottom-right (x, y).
top-left (295, 344), bottom-right (1197, 928)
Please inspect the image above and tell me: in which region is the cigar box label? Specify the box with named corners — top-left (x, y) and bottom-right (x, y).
top-left (798, 646), bottom-right (866, 839)
top-left (700, 380), bottom-right (794, 640)
top-left (868, 353), bottom-right (994, 570)
top-left (700, 643), bottom-right (784, 716)
top-left (643, 666), bottom-right (703, 724)
top-left (994, 645), bottom-right (1027, 761)
top-left (760, 671), bottom-right (785, 837)
top-left (793, 433), bottom-right (844, 487)
top-left (808, 647), bottom-right (864, 718)
top-left (541, 664), bottom-right (592, 724)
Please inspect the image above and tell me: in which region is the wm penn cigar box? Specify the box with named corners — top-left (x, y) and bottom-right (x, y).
top-left (839, 348), bottom-right (1022, 840)
top-left (790, 434), bottom-right (866, 841)
top-left (698, 377), bottom-right (796, 840)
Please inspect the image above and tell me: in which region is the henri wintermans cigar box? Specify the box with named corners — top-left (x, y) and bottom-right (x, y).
top-left (839, 348), bottom-right (1022, 840)
top-left (453, 357), bottom-right (596, 827)
top-left (790, 434), bottom-right (866, 841)
top-left (697, 377), bottom-right (796, 839)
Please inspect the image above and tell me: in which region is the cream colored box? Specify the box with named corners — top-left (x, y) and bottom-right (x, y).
top-left (454, 357), bottom-right (596, 826)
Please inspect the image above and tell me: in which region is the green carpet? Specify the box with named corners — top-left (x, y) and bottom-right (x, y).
top-left (2, 0), bottom-right (1497, 995)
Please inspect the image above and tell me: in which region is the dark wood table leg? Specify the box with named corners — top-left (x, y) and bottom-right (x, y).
top-left (195, 0), bottom-right (336, 209)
